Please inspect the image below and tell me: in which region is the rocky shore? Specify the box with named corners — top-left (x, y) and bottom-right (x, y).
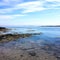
top-left (0, 46), bottom-right (57, 60)
top-left (0, 33), bottom-right (31, 43)
top-left (0, 27), bottom-right (9, 32)
top-left (0, 27), bottom-right (59, 60)
top-left (0, 27), bottom-right (41, 43)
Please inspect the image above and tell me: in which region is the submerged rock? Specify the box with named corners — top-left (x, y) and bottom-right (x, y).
top-left (0, 33), bottom-right (31, 43)
top-left (28, 51), bottom-right (36, 56)
top-left (0, 32), bottom-right (42, 43)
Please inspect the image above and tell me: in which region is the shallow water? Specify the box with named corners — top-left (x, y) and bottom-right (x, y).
top-left (0, 26), bottom-right (60, 46)
top-left (0, 26), bottom-right (60, 60)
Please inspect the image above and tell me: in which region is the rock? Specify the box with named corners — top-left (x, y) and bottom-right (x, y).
top-left (0, 33), bottom-right (33, 43)
top-left (28, 51), bottom-right (36, 56)
top-left (0, 27), bottom-right (8, 32)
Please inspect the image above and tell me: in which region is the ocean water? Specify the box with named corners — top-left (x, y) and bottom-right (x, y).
top-left (0, 26), bottom-right (60, 47)
top-left (0, 26), bottom-right (60, 43)
top-left (0, 26), bottom-right (60, 60)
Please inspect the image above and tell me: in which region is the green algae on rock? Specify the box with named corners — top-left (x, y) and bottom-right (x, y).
top-left (0, 32), bottom-right (42, 43)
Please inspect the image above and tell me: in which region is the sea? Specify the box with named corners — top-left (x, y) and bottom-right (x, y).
top-left (0, 26), bottom-right (60, 52)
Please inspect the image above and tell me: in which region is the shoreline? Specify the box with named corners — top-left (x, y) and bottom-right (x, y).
top-left (0, 27), bottom-right (41, 43)
top-left (0, 26), bottom-right (60, 60)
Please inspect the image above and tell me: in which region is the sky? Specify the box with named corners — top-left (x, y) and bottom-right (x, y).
top-left (0, 0), bottom-right (60, 26)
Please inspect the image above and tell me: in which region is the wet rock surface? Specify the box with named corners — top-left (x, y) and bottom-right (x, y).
top-left (0, 33), bottom-right (41, 43)
top-left (0, 33), bottom-right (31, 40)
top-left (0, 27), bottom-right (9, 32)
top-left (0, 38), bottom-right (58, 60)
top-left (0, 46), bottom-right (57, 60)
top-left (41, 41), bottom-right (60, 60)
top-left (28, 51), bottom-right (36, 56)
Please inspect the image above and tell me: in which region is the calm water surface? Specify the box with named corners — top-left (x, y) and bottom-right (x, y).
top-left (0, 26), bottom-right (60, 49)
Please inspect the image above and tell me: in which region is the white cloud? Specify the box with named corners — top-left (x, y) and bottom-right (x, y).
top-left (16, 1), bottom-right (45, 13)
top-left (43, 0), bottom-right (60, 10)
top-left (0, 14), bottom-right (25, 20)
top-left (0, 0), bottom-right (45, 13)
top-left (23, 7), bottom-right (45, 13)
top-left (0, 0), bottom-right (60, 14)
top-left (0, 15), bottom-right (13, 20)
top-left (13, 14), bottom-right (26, 16)
top-left (45, 0), bottom-right (60, 2)
top-left (17, 1), bottom-right (42, 7)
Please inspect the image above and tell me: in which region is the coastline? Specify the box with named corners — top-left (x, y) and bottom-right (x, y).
top-left (0, 26), bottom-right (60, 60)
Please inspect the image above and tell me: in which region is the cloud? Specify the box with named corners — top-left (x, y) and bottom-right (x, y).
top-left (0, 0), bottom-right (23, 6)
top-left (0, 14), bottom-right (25, 21)
top-left (45, 0), bottom-right (60, 2)
top-left (0, 0), bottom-right (60, 14)
top-left (0, 15), bottom-right (13, 20)
top-left (16, 1), bottom-right (45, 13)
top-left (19, 0), bottom-right (60, 13)
top-left (0, 1), bottom-right (45, 14)
top-left (45, 0), bottom-right (60, 7)
top-left (0, 0), bottom-right (23, 13)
